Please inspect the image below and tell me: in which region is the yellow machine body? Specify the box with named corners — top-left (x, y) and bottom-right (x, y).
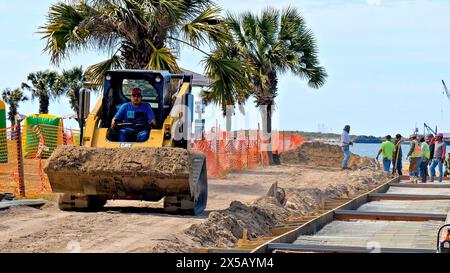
top-left (44, 70), bottom-right (207, 215)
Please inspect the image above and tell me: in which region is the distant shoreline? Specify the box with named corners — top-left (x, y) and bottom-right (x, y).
top-left (298, 131), bottom-right (449, 145)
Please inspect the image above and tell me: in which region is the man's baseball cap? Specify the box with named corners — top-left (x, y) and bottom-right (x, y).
top-left (131, 88), bottom-right (142, 96)
top-left (437, 133), bottom-right (444, 138)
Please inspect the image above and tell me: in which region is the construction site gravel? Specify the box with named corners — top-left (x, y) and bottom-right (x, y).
top-left (0, 143), bottom-right (389, 253)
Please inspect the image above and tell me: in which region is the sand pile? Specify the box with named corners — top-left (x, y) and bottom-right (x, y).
top-left (149, 170), bottom-right (388, 252)
top-left (44, 146), bottom-right (194, 177)
top-left (187, 198), bottom-right (288, 247)
top-left (280, 142), bottom-right (376, 169)
top-left (149, 197), bottom-right (288, 252)
top-left (284, 170), bottom-right (388, 213)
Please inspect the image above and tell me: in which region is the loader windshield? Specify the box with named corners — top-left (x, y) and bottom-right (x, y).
top-left (122, 79), bottom-right (159, 101)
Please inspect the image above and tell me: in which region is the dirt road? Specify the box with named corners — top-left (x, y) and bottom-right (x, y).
top-left (0, 162), bottom-right (388, 253)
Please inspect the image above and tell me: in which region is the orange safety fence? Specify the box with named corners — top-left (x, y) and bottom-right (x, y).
top-left (192, 131), bottom-right (305, 178)
top-left (0, 124), bottom-right (304, 195)
top-left (0, 124), bottom-right (80, 198)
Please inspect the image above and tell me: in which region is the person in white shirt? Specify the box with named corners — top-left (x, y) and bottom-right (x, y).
top-left (340, 125), bottom-right (353, 170)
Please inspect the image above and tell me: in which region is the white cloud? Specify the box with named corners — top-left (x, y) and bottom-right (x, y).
top-left (367, 0), bottom-right (382, 6)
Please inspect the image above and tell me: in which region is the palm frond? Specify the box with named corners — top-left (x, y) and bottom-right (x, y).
top-left (222, 6), bottom-right (327, 108)
top-left (256, 8), bottom-right (279, 55)
top-left (202, 47), bottom-right (251, 114)
top-left (180, 6), bottom-right (228, 48)
top-left (226, 12), bottom-right (246, 47)
top-left (1, 87), bottom-right (28, 124)
top-left (145, 40), bottom-right (180, 72)
top-left (85, 54), bottom-right (124, 87)
top-left (279, 6), bottom-right (304, 40)
top-left (305, 66), bottom-right (328, 88)
top-left (39, 2), bottom-right (91, 64)
top-left (289, 28), bottom-right (327, 87)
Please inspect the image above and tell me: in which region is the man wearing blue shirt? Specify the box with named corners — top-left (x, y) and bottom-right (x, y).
top-left (111, 88), bottom-right (156, 142)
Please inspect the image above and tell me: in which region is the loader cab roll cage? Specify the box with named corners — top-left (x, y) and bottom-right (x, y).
top-left (100, 70), bottom-right (192, 130)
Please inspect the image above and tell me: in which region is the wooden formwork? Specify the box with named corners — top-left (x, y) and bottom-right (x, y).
top-left (195, 179), bottom-right (394, 253)
top-left (253, 176), bottom-right (450, 253)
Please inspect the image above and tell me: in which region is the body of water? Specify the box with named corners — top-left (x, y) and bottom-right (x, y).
top-left (349, 143), bottom-right (449, 162)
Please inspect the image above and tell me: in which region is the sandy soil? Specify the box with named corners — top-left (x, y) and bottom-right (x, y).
top-left (281, 142), bottom-right (376, 170)
top-left (0, 163), bottom-right (388, 253)
top-left (45, 146), bottom-right (193, 176)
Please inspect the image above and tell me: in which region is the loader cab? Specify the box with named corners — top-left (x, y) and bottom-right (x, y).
top-left (100, 70), bottom-right (194, 143)
top-left (101, 70), bottom-right (172, 130)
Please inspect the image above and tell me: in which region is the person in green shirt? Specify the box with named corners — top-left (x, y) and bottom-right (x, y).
top-left (419, 136), bottom-right (430, 183)
top-left (445, 152), bottom-right (450, 177)
top-left (376, 135), bottom-right (395, 175)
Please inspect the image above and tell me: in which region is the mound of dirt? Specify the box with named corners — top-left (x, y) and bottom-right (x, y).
top-left (284, 170), bottom-right (388, 214)
top-left (280, 142), bottom-right (376, 169)
top-left (44, 146), bottom-right (195, 177)
top-left (185, 198), bottom-right (289, 247)
top-left (148, 169), bottom-right (388, 252)
top-left (151, 197), bottom-right (289, 252)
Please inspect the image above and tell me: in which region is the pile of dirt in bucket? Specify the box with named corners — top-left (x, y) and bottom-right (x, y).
top-left (280, 142), bottom-right (376, 169)
top-left (44, 146), bottom-right (194, 177)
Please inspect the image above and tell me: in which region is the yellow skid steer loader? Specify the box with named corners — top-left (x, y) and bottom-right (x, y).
top-left (44, 70), bottom-right (207, 215)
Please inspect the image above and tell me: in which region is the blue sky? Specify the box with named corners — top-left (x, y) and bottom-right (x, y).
top-left (1, 0), bottom-right (450, 136)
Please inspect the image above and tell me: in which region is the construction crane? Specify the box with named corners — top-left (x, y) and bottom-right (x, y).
top-left (442, 80), bottom-right (450, 103)
top-left (424, 123), bottom-right (437, 136)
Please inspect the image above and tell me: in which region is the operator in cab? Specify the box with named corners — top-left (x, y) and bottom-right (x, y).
top-left (111, 87), bottom-right (157, 142)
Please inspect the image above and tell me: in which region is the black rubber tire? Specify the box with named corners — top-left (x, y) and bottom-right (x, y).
top-left (192, 162), bottom-right (208, 215)
top-left (87, 195), bottom-right (107, 211)
top-left (58, 194), bottom-right (106, 211)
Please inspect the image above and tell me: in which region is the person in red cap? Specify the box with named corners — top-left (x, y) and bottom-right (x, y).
top-left (430, 133), bottom-right (447, 183)
top-left (111, 87), bottom-right (156, 142)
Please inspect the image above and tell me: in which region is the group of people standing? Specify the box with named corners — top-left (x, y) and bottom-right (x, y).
top-left (377, 133), bottom-right (449, 183)
top-left (339, 125), bottom-right (450, 183)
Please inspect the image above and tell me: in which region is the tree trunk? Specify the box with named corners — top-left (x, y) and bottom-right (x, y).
top-left (69, 90), bottom-right (82, 129)
top-left (9, 118), bottom-right (16, 140)
top-left (121, 41), bottom-right (151, 69)
top-left (262, 71), bottom-right (278, 165)
top-left (260, 104), bottom-right (274, 165)
top-left (225, 105), bottom-right (234, 139)
top-left (8, 106), bottom-right (16, 127)
top-left (8, 107), bottom-right (16, 140)
top-left (76, 118), bottom-right (82, 131)
top-left (39, 93), bottom-right (49, 114)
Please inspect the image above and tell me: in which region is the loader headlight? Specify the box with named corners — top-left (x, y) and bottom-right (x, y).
top-left (164, 125), bottom-right (171, 140)
top-left (155, 77), bottom-right (161, 83)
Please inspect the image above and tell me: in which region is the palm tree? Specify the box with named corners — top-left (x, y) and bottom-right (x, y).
top-left (1, 88), bottom-right (28, 126)
top-left (53, 66), bottom-right (85, 128)
top-left (201, 43), bottom-right (251, 133)
top-left (40, 0), bottom-right (232, 86)
top-left (215, 7), bottom-right (328, 163)
top-left (21, 71), bottom-right (60, 114)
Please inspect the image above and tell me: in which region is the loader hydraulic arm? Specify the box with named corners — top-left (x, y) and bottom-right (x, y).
top-left (82, 94), bottom-right (103, 146)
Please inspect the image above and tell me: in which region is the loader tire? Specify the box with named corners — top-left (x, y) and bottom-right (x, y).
top-left (58, 193), bottom-right (106, 211)
top-left (164, 160), bottom-right (208, 215)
